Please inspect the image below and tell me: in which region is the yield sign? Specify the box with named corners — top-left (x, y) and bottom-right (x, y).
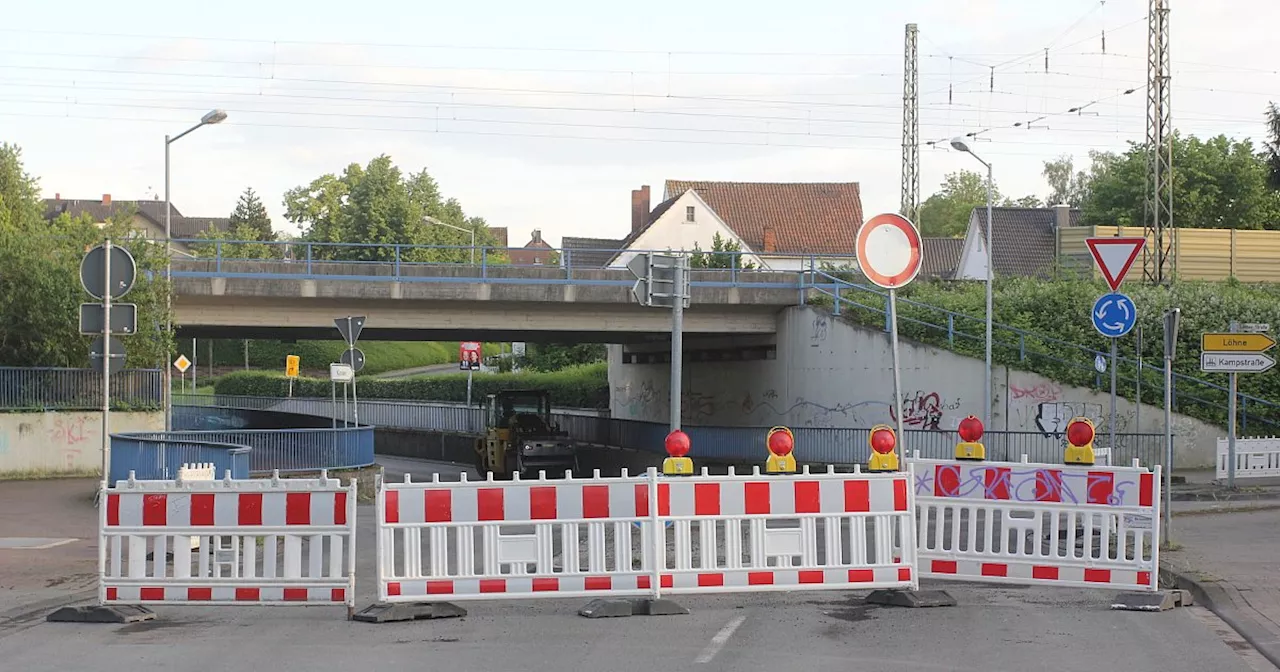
top-left (1086, 237), bottom-right (1146, 291)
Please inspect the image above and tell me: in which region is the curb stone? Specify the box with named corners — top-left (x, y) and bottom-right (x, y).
top-left (1160, 567), bottom-right (1280, 669)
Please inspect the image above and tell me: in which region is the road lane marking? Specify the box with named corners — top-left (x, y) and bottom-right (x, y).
top-left (695, 615), bottom-right (747, 664)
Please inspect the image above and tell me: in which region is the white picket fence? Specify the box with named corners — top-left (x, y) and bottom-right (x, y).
top-left (1217, 437), bottom-right (1280, 480)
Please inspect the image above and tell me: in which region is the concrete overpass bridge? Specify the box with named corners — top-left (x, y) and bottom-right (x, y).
top-left (170, 240), bottom-right (849, 342)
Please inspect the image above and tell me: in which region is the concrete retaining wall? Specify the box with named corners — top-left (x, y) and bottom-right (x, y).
top-left (608, 305), bottom-right (1222, 469)
top-left (0, 411), bottom-right (165, 477)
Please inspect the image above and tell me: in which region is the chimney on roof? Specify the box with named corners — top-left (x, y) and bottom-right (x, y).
top-left (1053, 203), bottom-right (1071, 229)
top-left (631, 185), bottom-right (650, 234)
top-left (102, 194), bottom-right (111, 206)
top-left (763, 227), bottom-right (777, 253)
top-left (55, 192), bottom-right (60, 200)
top-left (530, 229), bottom-right (542, 244)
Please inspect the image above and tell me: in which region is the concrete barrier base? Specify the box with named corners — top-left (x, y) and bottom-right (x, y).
top-left (46, 605), bottom-right (156, 624)
top-left (1110, 589), bottom-right (1192, 612)
top-left (579, 598), bottom-right (688, 618)
top-left (865, 589), bottom-right (957, 608)
top-left (352, 601), bottom-right (468, 623)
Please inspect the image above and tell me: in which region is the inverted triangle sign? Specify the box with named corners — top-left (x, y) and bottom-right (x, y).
top-left (1086, 237), bottom-right (1146, 291)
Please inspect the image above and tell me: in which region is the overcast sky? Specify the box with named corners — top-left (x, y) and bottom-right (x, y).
top-left (3, 0), bottom-right (1276, 247)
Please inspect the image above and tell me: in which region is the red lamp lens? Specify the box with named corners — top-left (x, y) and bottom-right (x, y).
top-left (767, 430), bottom-right (794, 457)
top-left (1066, 421), bottom-right (1094, 447)
top-left (958, 416), bottom-right (984, 443)
top-left (665, 430), bottom-right (691, 458)
top-left (870, 429), bottom-right (896, 454)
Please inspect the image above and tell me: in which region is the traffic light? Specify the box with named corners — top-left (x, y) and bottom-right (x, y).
top-left (1063, 417), bottom-right (1096, 466)
top-left (955, 415), bottom-right (986, 461)
top-left (765, 426), bottom-right (796, 474)
top-left (662, 429), bottom-right (694, 475)
top-left (867, 424), bottom-right (899, 472)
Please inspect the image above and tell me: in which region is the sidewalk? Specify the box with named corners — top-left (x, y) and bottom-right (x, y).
top-left (0, 479), bottom-right (100, 616)
top-left (1163, 506), bottom-right (1280, 667)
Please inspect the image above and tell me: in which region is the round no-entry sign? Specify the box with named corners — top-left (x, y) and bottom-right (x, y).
top-left (856, 213), bottom-right (923, 290)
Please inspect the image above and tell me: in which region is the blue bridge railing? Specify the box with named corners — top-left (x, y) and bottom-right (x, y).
top-left (0, 367), bottom-right (162, 411)
top-left (110, 433), bottom-right (251, 482)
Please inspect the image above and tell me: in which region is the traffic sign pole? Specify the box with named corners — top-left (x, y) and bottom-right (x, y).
top-left (1109, 337), bottom-right (1117, 457)
top-left (1228, 322), bottom-right (1238, 488)
top-left (100, 239), bottom-right (112, 491)
top-left (888, 289), bottom-right (905, 450)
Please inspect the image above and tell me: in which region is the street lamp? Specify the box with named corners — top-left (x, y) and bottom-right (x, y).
top-left (425, 215), bottom-right (476, 265)
top-left (164, 109), bottom-right (227, 430)
top-left (950, 136), bottom-right (995, 430)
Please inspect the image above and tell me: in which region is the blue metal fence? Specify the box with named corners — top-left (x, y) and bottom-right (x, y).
top-left (147, 427), bottom-right (374, 475)
top-left (110, 433), bottom-right (251, 482)
top-left (0, 367), bottom-right (162, 411)
top-left (182, 394), bottom-right (1166, 468)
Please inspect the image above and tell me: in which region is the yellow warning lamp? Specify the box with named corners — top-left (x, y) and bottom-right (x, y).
top-left (867, 424), bottom-right (899, 472)
top-left (765, 426), bottom-right (797, 474)
top-left (955, 415), bottom-right (986, 461)
top-left (662, 429), bottom-right (695, 476)
top-left (1063, 417), bottom-right (1096, 466)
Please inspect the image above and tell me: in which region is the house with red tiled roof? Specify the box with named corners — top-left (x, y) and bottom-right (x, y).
top-left (605, 180), bottom-right (864, 272)
top-left (508, 229), bottom-right (557, 266)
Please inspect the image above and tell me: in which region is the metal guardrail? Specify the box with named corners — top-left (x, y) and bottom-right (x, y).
top-left (143, 427), bottom-right (374, 475)
top-left (178, 394), bottom-right (1166, 468)
top-left (110, 434), bottom-right (251, 482)
top-left (173, 238), bottom-right (857, 288)
top-left (0, 367), bottom-right (162, 411)
top-left (812, 270), bottom-right (1280, 434)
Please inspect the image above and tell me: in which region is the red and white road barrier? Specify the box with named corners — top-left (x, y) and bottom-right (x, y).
top-left (101, 473), bottom-right (357, 608)
top-left (905, 457), bottom-right (1161, 592)
top-left (376, 466), bottom-right (916, 603)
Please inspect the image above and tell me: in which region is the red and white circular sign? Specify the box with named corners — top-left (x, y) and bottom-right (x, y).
top-left (856, 213), bottom-right (923, 289)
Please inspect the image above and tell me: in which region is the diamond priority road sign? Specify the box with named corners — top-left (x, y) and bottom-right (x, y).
top-left (1200, 351), bottom-right (1276, 374)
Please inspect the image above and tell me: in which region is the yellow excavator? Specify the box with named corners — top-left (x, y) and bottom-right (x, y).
top-left (474, 389), bottom-right (579, 478)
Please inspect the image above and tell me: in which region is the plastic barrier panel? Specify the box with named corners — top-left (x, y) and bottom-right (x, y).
top-left (1217, 437), bottom-right (1280, 480)
top-left (377, 466), bottom-right (917, 602)
top-left (906, 457), bottom-right (1161, 592)
top-left (101, 473), bottom-right (357, 607)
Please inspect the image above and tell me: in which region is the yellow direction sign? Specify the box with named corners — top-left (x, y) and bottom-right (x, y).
top-left (285, 355), bottom-right (300, 378)
top-left (173, 354), bottom-right (191, 373)
top-left (1201, 333), bottom-right (1276, 353)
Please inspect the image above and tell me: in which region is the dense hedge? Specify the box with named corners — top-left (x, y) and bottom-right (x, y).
top-left (820, 274), bottom-right (1280, 430)
top-left (178, 340), bottom-right (504, 377)
top-left (213, 362), bottom-right (610, 409)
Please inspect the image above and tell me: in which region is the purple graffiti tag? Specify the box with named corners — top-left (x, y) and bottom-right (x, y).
top-left (914, 463), bottom-right (1140, 506)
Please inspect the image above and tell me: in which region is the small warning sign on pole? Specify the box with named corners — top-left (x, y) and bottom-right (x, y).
top-left (285, 355), bottom-right (300, 378)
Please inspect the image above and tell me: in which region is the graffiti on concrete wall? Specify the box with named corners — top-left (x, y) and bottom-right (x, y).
top-left (48, 415), bottom-right (92, 447)
top-left (741, 390), bottom-right (876, 428)
top-left (1009, 381), bottom-right (1062, 403)
top-left (809, 314), bottom-right (829, 347)
top-left (889, 390), bottom-right (962, 431)
top-left (614, 380), bottom-right (660, 418)
top-left (1033, 402), bottom-right (1103, 435)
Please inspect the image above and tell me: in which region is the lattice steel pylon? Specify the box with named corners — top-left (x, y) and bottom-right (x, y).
top-left (900, 23), bottom-right (920, 224)
top-left (1143, 0), bottom-right (1173, 284)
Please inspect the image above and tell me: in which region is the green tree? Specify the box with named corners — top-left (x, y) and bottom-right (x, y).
top-left (1042, 155), bottom-right (1091, 207)
top-left (189, 222), bottom-right (283, 260)
top-left (1266, 102), bottom-right (1280, 190)
top-left (918, 170), bottom-right (1000, 238)
top-left (689, 232), bottom-right (756, 269)
top-left (284, 156), bottom-right (503, 263)
top-left (1082, 133), bottom-right (1280, 230)
top-left (229, 187), bottom-right (274, 241)
top-left (0, 145), bottom-right (171, 368)
top-left (517, 343), bottom-right (606, 372)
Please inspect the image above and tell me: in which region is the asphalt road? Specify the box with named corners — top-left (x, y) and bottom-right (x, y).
top-left (1, 457), bottom-right (1274, 672)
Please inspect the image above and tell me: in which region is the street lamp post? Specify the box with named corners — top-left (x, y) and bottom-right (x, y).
top-left (950, 137), bottom-right (995, 430)
top-left (164, 109), bottom-right (227, 430)
top-left (425, 215), bottom-right (476, 265)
